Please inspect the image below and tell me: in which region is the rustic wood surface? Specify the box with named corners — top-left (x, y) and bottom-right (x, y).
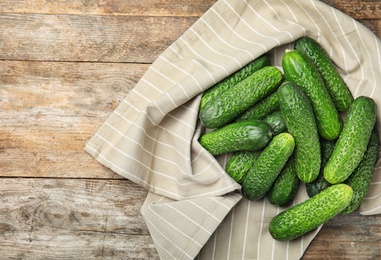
top-left (0, 0), bottom-right (380, 259)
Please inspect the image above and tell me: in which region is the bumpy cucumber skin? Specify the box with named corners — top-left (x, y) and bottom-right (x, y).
top-left (236, 90), bottom-right (279, 121)
top-left (294, 37), bottom-right (353, 112)
top-left (277, 81), bottom-right (321, 183)
top-left (305, 139), bottom-right (335, 197)
top-left (282, 49), bottom-right (343, 140)
top-left (263, 110), bottom-right (287, 136)
top-left (199, 120), bottom-right (272, 156)
top-left (242, 133), bottom-right (295, 201)
top-left (225, 151), bottom-right (261, 184)
top-left (269, 184), bottom-right (354, 241)
top-left (199, 66), bottom-right (283, 129)
top-left (324, 96), bottom-right (377, 184)
top-left (342, 128), bottom-right (379, 214)
top-left (200, 54), bottom-right (270, 110)
top-left (268, 156), bottom-right (300, 207)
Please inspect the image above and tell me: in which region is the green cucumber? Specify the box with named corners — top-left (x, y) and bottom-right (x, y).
top-left (282, 49), bottom-right (343, 140)
top-left (242, 132), bottom-right (295, 201)
top-left (324, 96), bottom-right (377, 184)
top-left (263, 110), bottom-right (287, 136)
top-left (199, 120), bottom-right (272, 156)
top-left (236, 90), bottom-right (279, 121)
top-left (305, 139), bottom-right (335, 197)
top-left (342, 128), bottom-right (379, 214)
top-left (277, 81), bottom-right (321, 183)
top-left (225, 151), bottom-right (261, 184)
top-left (200, 54), bottom-right (270, 110)
top-left (268, 156), bottom-right (300, 207)
top-left (294, 37), bottom-right (353, 112)
top-left (199, 66), bottom-right (283, 129)
top-left (269, 184), bottom-right (353, 241)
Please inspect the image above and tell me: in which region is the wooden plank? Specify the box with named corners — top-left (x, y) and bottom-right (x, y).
top-left (304, 212), bottom-right (381, 259)
top-left (0, 7), bottom-right (378, 64)
top-left (0, 1), bottom-right (379, 259)
top-left (0, 178), bottom-right (379, 259)
top-left (0, 13), bottom-right (196, 63)
top-left (321, 0), bottom-right (381, 20)
top-left (1, 0), bottom-right (379, 21)
top-left (0, 178), bottom-right (159, 259)
top-left (0, 0), bottom-right (216, 17)
top-left (0, 60), bottom-right (148, 179)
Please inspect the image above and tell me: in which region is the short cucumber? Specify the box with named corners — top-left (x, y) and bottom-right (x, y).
top-left (282, 49), bottom-right (343, 140)
top-left (277, 81), bottom-right (321, 183)
top-left (268, 156), bottom-right (300, 207)
top-left (269, 184), bottom-right (354, 241)
top-left (263, 110), bottom-right (287, 136)
top-left (200, 54), bottom-right (270, 110)
top-left (342, 128), bottom-right (379, 214)
top-left (199, 66), bottom-right (283, 129)
top-left (294, 37), bottom-right (353, 112)
top-left (242, 132), bottom-right (295, 201)
top-left (225, 151), bottom-right (261, 184)
top-left (305, 139), bottom-right (335, 197)
top-left (324, 96), bottom-right (377, 184)
top-left (235, 90), bottom-right (279, 121)
top-left (199, 120), bottom-right (272, 156)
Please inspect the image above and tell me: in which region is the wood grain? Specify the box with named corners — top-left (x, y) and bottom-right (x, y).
top-left (1, 0), bottom-right (379, 20)
top-left (1, 178), bottom-right (379, 259)
top-left (0, 178), bottom-right (159, 259)
top-left (0, 0), bottom-right (216, 16)
top-left (304, 212), bottom-right (381, 259)
top-left (0, 13), bottom-right (197, 63)
top-left (0, 60), bottom-right (148, 179)
top-left (0, 3), bottom-right (379, 63)
top-left (322, 0), bottom-right (381, 20)
top-left (0, 0), bottom-right (380, 259)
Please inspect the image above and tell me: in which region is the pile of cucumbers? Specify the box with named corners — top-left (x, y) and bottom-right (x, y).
top-left (198, 36), bottom-right (379, 241)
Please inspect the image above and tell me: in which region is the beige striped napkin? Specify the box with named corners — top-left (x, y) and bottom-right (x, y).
top-left (85, 0), bottom-right (381, 259)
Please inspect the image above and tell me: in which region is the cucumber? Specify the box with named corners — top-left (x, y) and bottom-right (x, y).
top-left (342, 128), bottom-right (379, 214)
top-left (282, 49), bottom-right (343, 140)
top-left (199, 66), bottom-right (283, 129)
top-left (235, 90), bottom-right (279, 121)
top-left (242, 132), bottom-right (295, 201)
top-left (305, 139), bottom-right (335, 197)
top-left (268, 156), bottom-right (300, 207)
top-left (269, 184), bottom-right (354, 241)
top-left (225, 150), bottom-right (261, 184)
top-left (263, 110), bottom-right (287, 136)
top-left (277, 81), bottom-right (321, 183)
top-left (199, 120), bottom-right (272, 156)
top-left (324, 96), bottom-right (377, 184)
top-left (294, 37), bottom-right (353, 112)
top-left (200, 54), bottom-right (270, 110)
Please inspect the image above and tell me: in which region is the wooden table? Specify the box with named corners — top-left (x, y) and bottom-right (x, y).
top-left (0, 1), bottom-right (380, 259)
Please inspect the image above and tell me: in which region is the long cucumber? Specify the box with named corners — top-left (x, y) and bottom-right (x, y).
top-left (277, 81), bottom-right (321, 183)
top-left (242, 132), bottom-right (295, 201)
top-left (269, 184), bottom-right (353, 241)
top-left (343, 128), bottom-right (379, 214)
top-left (199, 66), bottom-right (282, 129)
top-left (282, 49), bottom-right (342, 140)
top-left (294, 37), bottom-right (353, 112)
top-left (199, 120), bottom-right (272, 156)
top-left (200, 54), bottom-right (270, 110)
top-left (324, 96), bottom-right (377, 184)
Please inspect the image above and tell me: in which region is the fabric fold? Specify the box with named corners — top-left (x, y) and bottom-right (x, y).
top-left (141, 192), bottom-right (242, 259)
top-left (85, 0), bottom-right (381, 259)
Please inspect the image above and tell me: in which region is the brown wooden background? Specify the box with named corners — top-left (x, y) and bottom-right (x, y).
top-left (0, 0), bottom-right (380, 259)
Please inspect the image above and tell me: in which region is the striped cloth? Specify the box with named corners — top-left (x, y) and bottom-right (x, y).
top-left (85, 0), bottom-right (381, 259)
